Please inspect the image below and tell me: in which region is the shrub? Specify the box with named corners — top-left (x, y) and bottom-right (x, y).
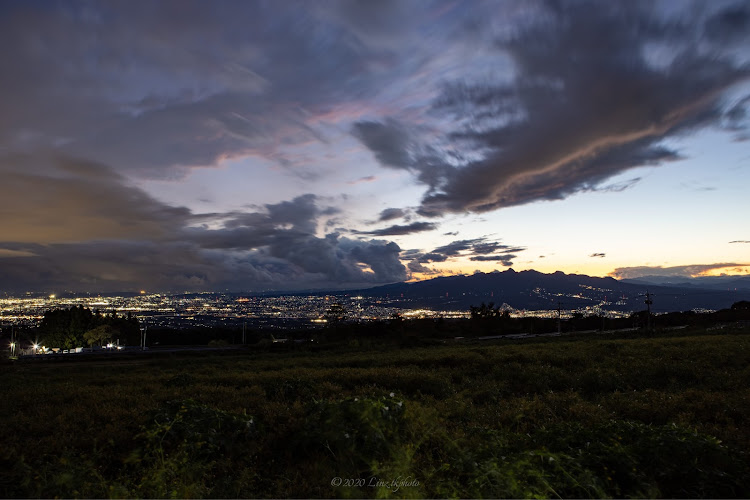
top-left (126, 399), bottom-right (256, 498)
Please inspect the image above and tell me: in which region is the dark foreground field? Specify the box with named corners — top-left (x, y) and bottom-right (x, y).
top-left (2, 327), bottom-right (750, 498)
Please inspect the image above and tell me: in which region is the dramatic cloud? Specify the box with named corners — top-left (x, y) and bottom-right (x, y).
top-left (357, 222), bottom-right (437, 237)
top-left (424, 238), bottom-right (524, 260)
top-left (0, 154), bottom-right (192, 244)
top-left (351, 1), bottom-right (750, 216)
top-left (406, 259), bottom-right (439, 275)
top-left (413, 237), bottom-right (525, 267)
top-left (610, 263), bottom-right (750, 280)
top-left (352, 120), bottom-right (413, 170)
top-left (1, 1), bottom-right (748, 292)
top-left (0, 165), bottom-right (407, 291)
top-left (704, 3), bottom-right (750, 44)
top-left (0, 1), bottom-right (426, 179)
top-left (352, 118), bottom-right (458, 191)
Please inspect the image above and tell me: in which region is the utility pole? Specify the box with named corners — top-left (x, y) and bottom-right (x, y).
top-left (242, 321), bottom-right (246, 345)
top-left (141, 325), bottom-right (148, 350)
top-left (556, 300), bottom-right (562, 335)
top-left (644, 291), bottom-right (653, 331)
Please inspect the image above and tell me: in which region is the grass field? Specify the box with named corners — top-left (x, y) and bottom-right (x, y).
top-left (2, 327), bottom-right (749, 498)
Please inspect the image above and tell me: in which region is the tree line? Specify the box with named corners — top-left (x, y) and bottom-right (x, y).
top-left (39, 305), bottom-right (141, 349)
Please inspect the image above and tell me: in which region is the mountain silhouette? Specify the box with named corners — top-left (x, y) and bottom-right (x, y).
top-left (356, 269), bottom-right (748, 312)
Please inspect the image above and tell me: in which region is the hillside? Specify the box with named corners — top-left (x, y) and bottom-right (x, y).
top-left (358, 269), bottom-right (748, 312)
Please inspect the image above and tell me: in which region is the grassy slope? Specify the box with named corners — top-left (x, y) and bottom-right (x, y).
top-left (1, 328), bottom-right (749, 498)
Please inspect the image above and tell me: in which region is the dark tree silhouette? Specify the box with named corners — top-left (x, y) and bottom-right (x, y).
top-left (470, 302), bottom-right (500, 320)
top-left (324, 303), bottom-right (347, 326)
top-left (84, 324), bottom-right (116, 347)
top-left (40, 306), bottom-right (140, 349)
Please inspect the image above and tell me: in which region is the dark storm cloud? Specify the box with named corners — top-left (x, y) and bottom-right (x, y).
top-left (351, 1), bottom-right (750, 217)
top-left (590, 253), bottom-right (606, 258)
top-left (704, 4), bottom-right (750, 43)
top-left (3, 0), bottom-right (747, 292)
top-left (430, 239), bottom-right (478, 257)
top-left (0, 154), bottom-right (192, 243)
top-left (0, 0), bottom-right (424, 293)
top-left (472, 241), bottom-right (525, 255)
top-left (419, 253), bottom-right (449, 263)
top-left (351, 120), bottom-right (414, 169)
top-left (0, 233), bottom-right (407, 294)
top-left (610, 263), bottom-right (750, 280)
top-left (407, 259), bottom-right (434, 274)
top-left (0, 241), bottom-right (253, 291)
top-left (345, 239), bottom-right (406, 282)
top-left (0, 166), bottom-right (407, 291)
top-left (399, 249), bottom-right (423, 258)
top-left (378, 207), bottom-right (407, 222)
top-left (174, 194), bottom-right (409, 287)
top-left (183, 195), bottom-right (327, 251)
top-left (317, 0), bottom-right (416, 49)
top-left (414, 237), bottom-right (525, 267)
top-left (0, 239), bottom-right (394, 292)
top-left (0, 1), bottom-right (405, 178)
top-left (428, 238), bottom-right (524, 259)
top-left (352, 118), bottom-right (457, 191)
top-left (469, 255), bottom-right (516, 266)
top-left (357, 222), bottom-right (437, 236)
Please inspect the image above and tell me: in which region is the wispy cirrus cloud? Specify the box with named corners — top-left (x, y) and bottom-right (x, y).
top-left (347, 175), bottom-right (377, 185)
top-left (356, 221), bottom-right (437, 237)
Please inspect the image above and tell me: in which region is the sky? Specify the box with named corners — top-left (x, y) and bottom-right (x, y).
top-left (0, 0), bottom-right (749, 293)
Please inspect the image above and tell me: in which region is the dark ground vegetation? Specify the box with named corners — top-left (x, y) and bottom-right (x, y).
top-left (1, 309), bottom-right (750, 498)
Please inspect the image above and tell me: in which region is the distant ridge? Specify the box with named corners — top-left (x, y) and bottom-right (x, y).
top-left (355, 269), bottom-right (749, 312)
top-left (621, 275), bottom-right (750, 292)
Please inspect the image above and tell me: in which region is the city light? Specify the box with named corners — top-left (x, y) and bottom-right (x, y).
top-left (0, 289), bottom-right (641, 334)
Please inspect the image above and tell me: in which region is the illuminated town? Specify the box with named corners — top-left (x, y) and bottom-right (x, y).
top-left (0, 287), bottom-right (636, 331)
top-left (0, 292), bottom-right (458, 329)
